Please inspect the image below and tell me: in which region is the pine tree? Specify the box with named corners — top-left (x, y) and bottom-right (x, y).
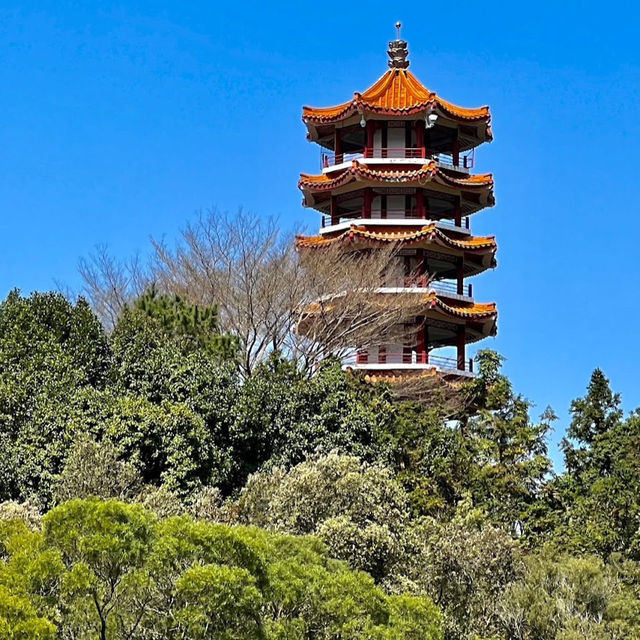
top-left (133, 285), bottom-right (237, 359)
top-left (562, 368), bottom-right (623, 475)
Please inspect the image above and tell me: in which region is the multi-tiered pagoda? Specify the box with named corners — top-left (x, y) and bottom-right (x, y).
top-left (296, 26), bottom-right (498, 380)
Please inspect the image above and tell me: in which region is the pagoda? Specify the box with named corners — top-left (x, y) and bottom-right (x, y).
top-left (296, 25), bottom-right (498, 380)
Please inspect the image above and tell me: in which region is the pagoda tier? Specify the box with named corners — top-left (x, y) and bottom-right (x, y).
top-left (299, 160), bottom-right (495, 219)
top-left (297, 28), bottom-right (498, 379)
top-left (303, 69), bottom-right (492, 154)
top-left (295, 224), bottom-right (497, 281)
top-left (298, 290), bottom-right (497, 376)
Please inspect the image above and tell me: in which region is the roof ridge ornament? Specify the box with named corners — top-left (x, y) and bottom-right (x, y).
top-left (388, 22), bottom-right (409, 70)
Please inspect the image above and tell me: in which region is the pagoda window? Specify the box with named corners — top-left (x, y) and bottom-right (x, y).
top-left (371, 195), bottom-right (383, 219)
top-left (372, 126), bottom-right (383, 156)
top-left (387, 125), bottom-right (404, 157)
top-left (386, 194), bottom-right (405, 219)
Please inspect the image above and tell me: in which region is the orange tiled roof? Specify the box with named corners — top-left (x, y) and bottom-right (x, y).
top-left (303, 69), bottom-right (490, 125)
top-left (363, 368), bottom-right (439, 383)
top-left (299, 160), bottom-right (493, 193)
top-left (302, 292), bottom-right (496, 321)
top-left (424, 294), bottom-right (496, 319)
top-left (360, 369), bottom-right (469, 386)
top-left (295, 225), bottom-right (496, 253)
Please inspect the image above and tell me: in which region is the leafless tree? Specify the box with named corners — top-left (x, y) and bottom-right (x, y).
top-left (290, 244), bottom-right (429, 374)
top-left (78, 245), bottom-right (150, 330)
top-left (149, 210), bottom-right (305, 377)
top-left (380, 370), bottom-right (470, 415)
top-left (80, 209), bottom-right (435, 380)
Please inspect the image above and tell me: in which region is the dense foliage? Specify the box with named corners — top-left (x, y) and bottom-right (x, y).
top-left (0, 498), bottom-right (443, 639)
top-left (1, 288), bottom-right (640, 639)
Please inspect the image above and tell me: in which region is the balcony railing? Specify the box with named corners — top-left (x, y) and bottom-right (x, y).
top-left (321, 148), bottom-right (475, 169)
top-left (364, 147), bottom-right (426, 159)
top-left (401, 277), bottom-right (473, 297)
top-left (436, 152), bottom-right (475, 169)
top-left (347, 351), bottom-right (474, 373)
top-left (320, 211), bottom-right (471, 231)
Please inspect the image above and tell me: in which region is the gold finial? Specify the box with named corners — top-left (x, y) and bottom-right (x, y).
top-left (388, 23), bottom-right (409, 69)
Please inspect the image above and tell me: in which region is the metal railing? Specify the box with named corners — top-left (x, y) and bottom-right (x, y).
top-left (364, 147), bottom-right (426, 159)
top-left (321, 148), bottom-right (475, 169)
top-left (436, 152), bottom-right (475, 169)
top-left (401, 277), bottom-right (473, 297)
top-left (348, 351), bottom-right (474, 373)
top-left (320, 211), bottom-right (470, 230)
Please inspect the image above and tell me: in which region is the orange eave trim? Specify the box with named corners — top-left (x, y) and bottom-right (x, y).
top-left (302, 69), bottom-right (490, 125)
top-left (298, 160), bottom-right (493, 193)
top-left (425, 294), bottom-right (496, 319)
top-left (302, 293), bottom-right (497, 320)
top-left (295, 225), bottom-right (496, 252)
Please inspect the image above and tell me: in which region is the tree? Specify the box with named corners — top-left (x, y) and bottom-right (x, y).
top-left (132, 285), bottom-right (237, 361)
top-left (82, 209), bottom-right (431, 379)
top-left (0, 498), bottom-right (444, 640)
top-left (536, 371), bottom-right (640, 559)
top-left (562, 368), bottom-right (623, 477)
top-left (228, 357), bottom-right (394, 486)
top-left (397, 508), bottom-right (523, 640)
top-left (388, 402), bottom-right (476, 520)
top-left (234, 453), bottom-right (412, 582)
top-left (462, 351), bottom-right (554, 534)
top-left (54, 434), bottom-right (143, 503)
top-left (0, 290), bottom-right (111, 502)
top-left (499, 552), bottom-right (640, 640)
top-left (384, 351), bottom-right (554, 533)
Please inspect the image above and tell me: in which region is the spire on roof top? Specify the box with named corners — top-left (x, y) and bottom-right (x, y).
top-left (388, 22), bottom-right (409, 69)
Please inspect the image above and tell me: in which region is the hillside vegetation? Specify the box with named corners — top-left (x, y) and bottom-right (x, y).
top-left (2, 212), bottom-right (640, 639)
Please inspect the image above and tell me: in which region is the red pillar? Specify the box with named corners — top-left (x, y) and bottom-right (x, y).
top-left (457, 325), bottom-right (466, 371)
top-left (454, 201), bottom-right (462, 227)
top-left (366, 121), bottom-right (374, 156)
top-left (417, 321), bottom-right (426, 363)
top-left (330, 196), bottom-right (338, 226)
top-left (424, 324), bottom-right (430, 363)
top-left (363, 188), bottom-right (372, 219)
top-left (456, 259), bottom-right (464, 295)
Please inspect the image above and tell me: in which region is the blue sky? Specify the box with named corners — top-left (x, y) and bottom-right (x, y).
top-left (1, 1), bottom-right (639, 465)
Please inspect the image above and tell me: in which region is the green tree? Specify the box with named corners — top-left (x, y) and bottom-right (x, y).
top-left (228, 357), bottom-right (394, 488)
top-left (562, 368), bottom-right (623, 477)
top-left (387, 351), bottom-right (553, 534)
top-left (234, 453), bottom-right (412, 582)
top-left (54, 433), bottom-right (143, 503)
top-left (464, 351), bottom-right (554, 533)
top-left (0, 499), bottom-right (444, 639)
top-left (133, 286), bottom-right (237, 360)
top-left (537, 371), bottom-right (640, 558)
top-left (500, 552), bottom-right (640, 640)
top-left (397, 508), bottom-right (523, 640)
top-left (0, 291), bottom-right (111, 502)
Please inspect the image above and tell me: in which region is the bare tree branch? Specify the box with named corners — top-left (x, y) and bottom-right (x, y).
top-left (78, 245), bottom-right (150, 330)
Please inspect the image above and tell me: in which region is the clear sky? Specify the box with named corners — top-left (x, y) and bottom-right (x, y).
top-left (2, 1), bottom-right (639, 465)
